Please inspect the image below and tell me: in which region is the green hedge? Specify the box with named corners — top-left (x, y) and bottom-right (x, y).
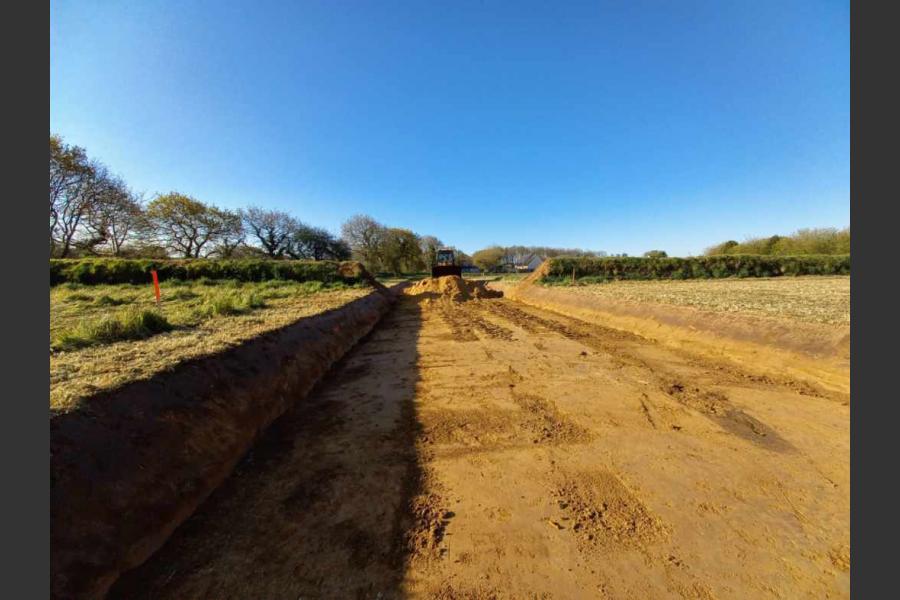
top-left (542, 254), bottom-right (850, 283)
top-left (50, 258), bottom-right (364, 286)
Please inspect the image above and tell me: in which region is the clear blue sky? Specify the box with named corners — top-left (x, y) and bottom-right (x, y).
top-left (51, 0), bottom-right (849, 256)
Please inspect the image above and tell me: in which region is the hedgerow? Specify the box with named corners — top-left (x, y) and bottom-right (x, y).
top-left (541, 255), bottom-right (850, 284)
top-left (49, 258), bottom-right (366, 286)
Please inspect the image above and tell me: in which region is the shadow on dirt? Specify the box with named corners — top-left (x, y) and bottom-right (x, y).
top-left (665, 382), bottom-right (795, 453)
top-left (109, 297), bottom-right (428, 599)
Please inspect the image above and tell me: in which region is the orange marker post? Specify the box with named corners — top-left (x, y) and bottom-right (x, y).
top-left (151, 270), bottom-right (161, 305)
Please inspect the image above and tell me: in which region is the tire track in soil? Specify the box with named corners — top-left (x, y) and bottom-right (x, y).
top-left (111, 291), bottom-right (849, 600)
top-left (484, 300), bottom-right (796, 451)
top-left (406, 295), bottom-right (846, 598)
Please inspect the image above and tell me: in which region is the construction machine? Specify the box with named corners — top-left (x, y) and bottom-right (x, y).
top-left (431, 248), bottom-right (462, 278)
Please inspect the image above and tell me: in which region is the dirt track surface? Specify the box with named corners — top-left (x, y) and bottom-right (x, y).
top-left (111, 292), bottom-right (850, 599)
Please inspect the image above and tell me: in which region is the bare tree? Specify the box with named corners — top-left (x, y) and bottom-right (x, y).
top-left (419, 235), bottom-right (443, 269)
top-left (84, 176), bottom-right (145, 256)
top-left (210, 210), bottom-right (245, 258)
top-left (340, 214), bottom-right (386, 270)
top-left (241, 207), bottom-right (297, 258)
top-left (50, 135), bottom-right (96, 257)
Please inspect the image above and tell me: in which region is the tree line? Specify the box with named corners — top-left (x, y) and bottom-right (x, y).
top-left (704, 228), bottom-right (850, 256)
top-left (339, 214), bottom-right (469, 274)
top-left (469, 245), bottom-right (608, 272)
top-left (50, 135), bottom-right (462, 274)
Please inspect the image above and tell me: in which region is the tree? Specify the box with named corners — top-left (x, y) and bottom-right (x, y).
top-left (451, 248), bottom-right (472, 267)
top-left (119, 243), bottom-right (170, 259)
top-left (419, 235), bottom-right (443, 269)
top-left (241, 207), bottom-right (297, 258)
top-left (643, 250), bottom-right (668, 258)
top-left (472, 246), bottom-right (506, 272)
top-left (704, 240), bottom-right (739, 255)
top-left (328, 239), bottom-right (352, 261)
top-left (704, 228), bottom-right (850, 256)
top-left (144, 193), bottom-right (233, 258)
top-left (84, 175), bottom-right (145, 256)
top-left (210, 210), bottom-right (245, 258)
top-left (341, 214), bottom-right (387, 270)
top-left (786, 228), bottom-right (847, 255)
top-left (288, 225), bottom-right (339, 260)
top-left (50, 135), bottom-right (96, 257)
top-left (228, 245), bottom-right (270, 259)
top-left (380, 228), bottom-right (423, 275)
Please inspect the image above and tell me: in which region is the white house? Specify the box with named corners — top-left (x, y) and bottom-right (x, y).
top-left (508, 253), bottom-right (545, 272)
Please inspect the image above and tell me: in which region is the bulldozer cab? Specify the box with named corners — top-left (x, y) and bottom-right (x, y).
top-left (432, 248), bottom-right (462, 278)
top-left (436, 249), bottom-right (455, 265)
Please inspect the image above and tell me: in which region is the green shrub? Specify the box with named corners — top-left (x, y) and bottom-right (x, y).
top-left (193, 291), bottom-right (266, 319)
top-left (54, 308), bottom-right (173, 350)
top-left (542, 255), bottom-right (850, 284)
top-left (49, 258), bottom-right (365, 287)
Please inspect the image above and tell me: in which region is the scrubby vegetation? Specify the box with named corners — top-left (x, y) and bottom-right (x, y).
top-left (50, 279), bottom-right (364, 351)
top-left (54, 307), bottom-right (173, 350)
top-left (50, 279), bottom-right (361, 351)
top-left (49, 258), bottom-right (367, 286)
top-left (704, 228), bottom-right (850, 256)
top-left (193, 290), bottom-right (267, 318)
top-left (50, 279), bottom-right (371, 408)
top-left (541, 254), bottom-right (850, 284)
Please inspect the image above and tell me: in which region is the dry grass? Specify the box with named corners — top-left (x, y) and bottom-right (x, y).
top-left (50, 280), bottom-right (371, 410)
top-left (561, 276), bottom-right (850, 326)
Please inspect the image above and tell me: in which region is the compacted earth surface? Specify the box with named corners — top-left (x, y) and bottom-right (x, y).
top-left (110, 277), bottom-right (850, 599)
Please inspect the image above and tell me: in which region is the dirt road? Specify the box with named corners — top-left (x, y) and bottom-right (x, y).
top-left (111, 291), bottom-right (850, 599)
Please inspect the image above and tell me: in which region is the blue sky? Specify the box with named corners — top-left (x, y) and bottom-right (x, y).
top-left (51, 0), bottom-right (849, 256)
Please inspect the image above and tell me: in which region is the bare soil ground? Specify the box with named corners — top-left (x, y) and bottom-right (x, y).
top-left (110, 281), bottom-right (849, 599)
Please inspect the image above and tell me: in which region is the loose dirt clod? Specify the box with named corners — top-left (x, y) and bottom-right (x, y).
top-left (404, 276), bottom-right (503, 302)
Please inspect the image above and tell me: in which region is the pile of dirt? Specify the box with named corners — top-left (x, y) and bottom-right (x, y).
top-left (338, 260), bottom-right (387, 290)
top-left (404, 276), bottom-right (503, 302)
top-left (520, 259), bottom-right (552, 286)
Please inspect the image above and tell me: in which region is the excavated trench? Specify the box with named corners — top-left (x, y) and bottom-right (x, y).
top-left (51, 285), bottom-right (397, 600)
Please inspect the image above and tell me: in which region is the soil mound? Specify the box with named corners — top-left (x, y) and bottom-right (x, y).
top-left (404, 276), bottom-right (503, 302)
top-left (339, 261), bottom-right (386, 291)
top-left (520, 259), bottom-right (552, 286)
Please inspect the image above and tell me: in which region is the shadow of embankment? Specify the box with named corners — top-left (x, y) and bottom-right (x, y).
top-left (109, 294), bottom-right (430, 599)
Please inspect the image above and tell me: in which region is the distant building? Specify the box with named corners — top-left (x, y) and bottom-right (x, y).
top-left (503, 253), bottom-right (546, 272)
top-left (520, 254), bottom-right (544, 272)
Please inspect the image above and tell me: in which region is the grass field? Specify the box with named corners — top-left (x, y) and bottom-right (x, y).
top-left (554, 276), bottom-right (850, 325)
top-left (50, 279), bottom-right (371, 410)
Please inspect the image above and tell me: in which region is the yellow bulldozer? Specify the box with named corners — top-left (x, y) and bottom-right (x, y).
top-left (431, 248), bottom-right (462, 278)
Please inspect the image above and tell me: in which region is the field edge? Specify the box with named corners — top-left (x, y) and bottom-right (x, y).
top-left (503, 281), bottom-right (850, 395)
